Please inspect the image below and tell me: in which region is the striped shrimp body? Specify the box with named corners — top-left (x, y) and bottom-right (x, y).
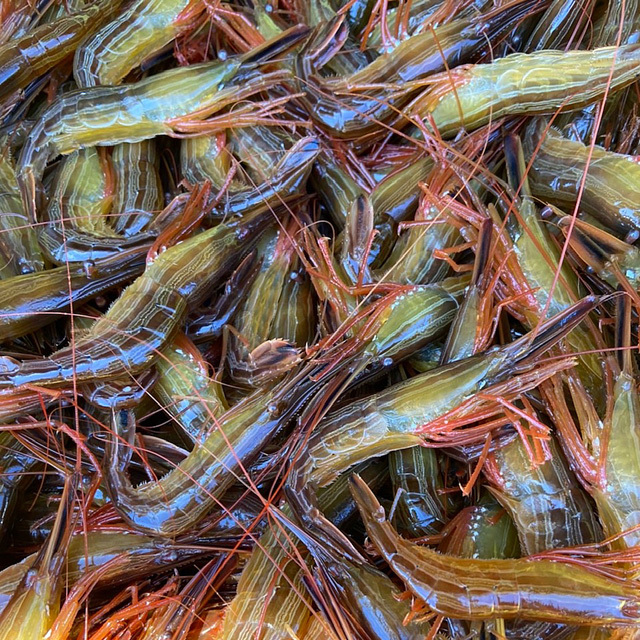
top-left (350, 474), bottom-right (640, 626)
top-left (416, 45), bottom-right (640, 138)
top-left (0, 205), bottom-right (273, 388)
top-left (18, 26), bottom-right (307, 220)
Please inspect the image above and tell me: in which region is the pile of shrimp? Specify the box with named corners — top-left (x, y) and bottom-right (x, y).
top-left (5, 0), bottom-right (640, 638)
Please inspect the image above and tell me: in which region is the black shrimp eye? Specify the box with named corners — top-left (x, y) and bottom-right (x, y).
top-left (118, 409), bottom-right (129, 427)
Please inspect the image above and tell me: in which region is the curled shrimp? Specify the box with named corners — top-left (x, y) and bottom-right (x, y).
top-left (17, 26), bottom-right (308, 220)
top-left (349, 473), bottom-right (640, 626)
top-left (104, 356), bottom-right (328, 536)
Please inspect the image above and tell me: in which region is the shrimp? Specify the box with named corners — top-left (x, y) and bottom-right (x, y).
top-left (0, 0), bottom-right (122, 116)
top-left (73, 0), bottom-right (207, 88)
top-left (186, 251), bottom-right (260, 343)
top-left (45, 146), bottom-right (117, 238)
top-left (525, 120), bottom-right (640, 237)
top-left (0, 199), bottom-right (280, 388)
top-left (502, 132), bottom-right (605, 409)
top-left (103, 356), bottom-right (328, 536)
top-left (298, 0), bottom-right (541, 140)
top-left (18, 25), bottom-right (308, 220)
top-left (590, 295), bottom-right (640, 552)
top-left (413, 45), bottom-right (640, 138)
top-left (181, 132), bottom-right (233, 190)
top-left (0, 245), bottom-right (146, 341)
top-left (229, 220), bottom-right (313, 387)
top-left (439, 209), bottom-right (602, 554)
top-left (524, 0), bottom-right (596, 51)
top-left (272, 506), bottom-right (433, 640)
top-left (484, 435), bottom-right (602, 555)
top-left (389, 446), bottom-right (448, 537)
top-left (111, 141), bottom-right (163, 236)
top-left (349, 473), bottom-right (640, 625)
top-left (292, 298), bottom-right (597, 497)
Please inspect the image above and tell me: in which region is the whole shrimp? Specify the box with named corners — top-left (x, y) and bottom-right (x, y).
top-left (349, 474), bottom-right (640, 625)
top-left (292, 297), bottom-right (597, 496)
top-left (298, 0), bottom-right (541, 140)
top-left (440, 212), bottom-right (602, 557)
top-left (104, 354), bottom-right (329, 536)
top-left (18, 26), bottom-right (308, 220)
top-left (0, 197), bottom-right (280, 388)
top-left (502, 133), bottom-right (605, 405)
top-left (413, 45), bottom-right (640, 138)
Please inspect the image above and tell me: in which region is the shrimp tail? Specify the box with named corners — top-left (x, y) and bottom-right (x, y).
top-left (504, 132), bottom-right (532, 198)
top-left (557, 215), bottom-right (631, 272)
